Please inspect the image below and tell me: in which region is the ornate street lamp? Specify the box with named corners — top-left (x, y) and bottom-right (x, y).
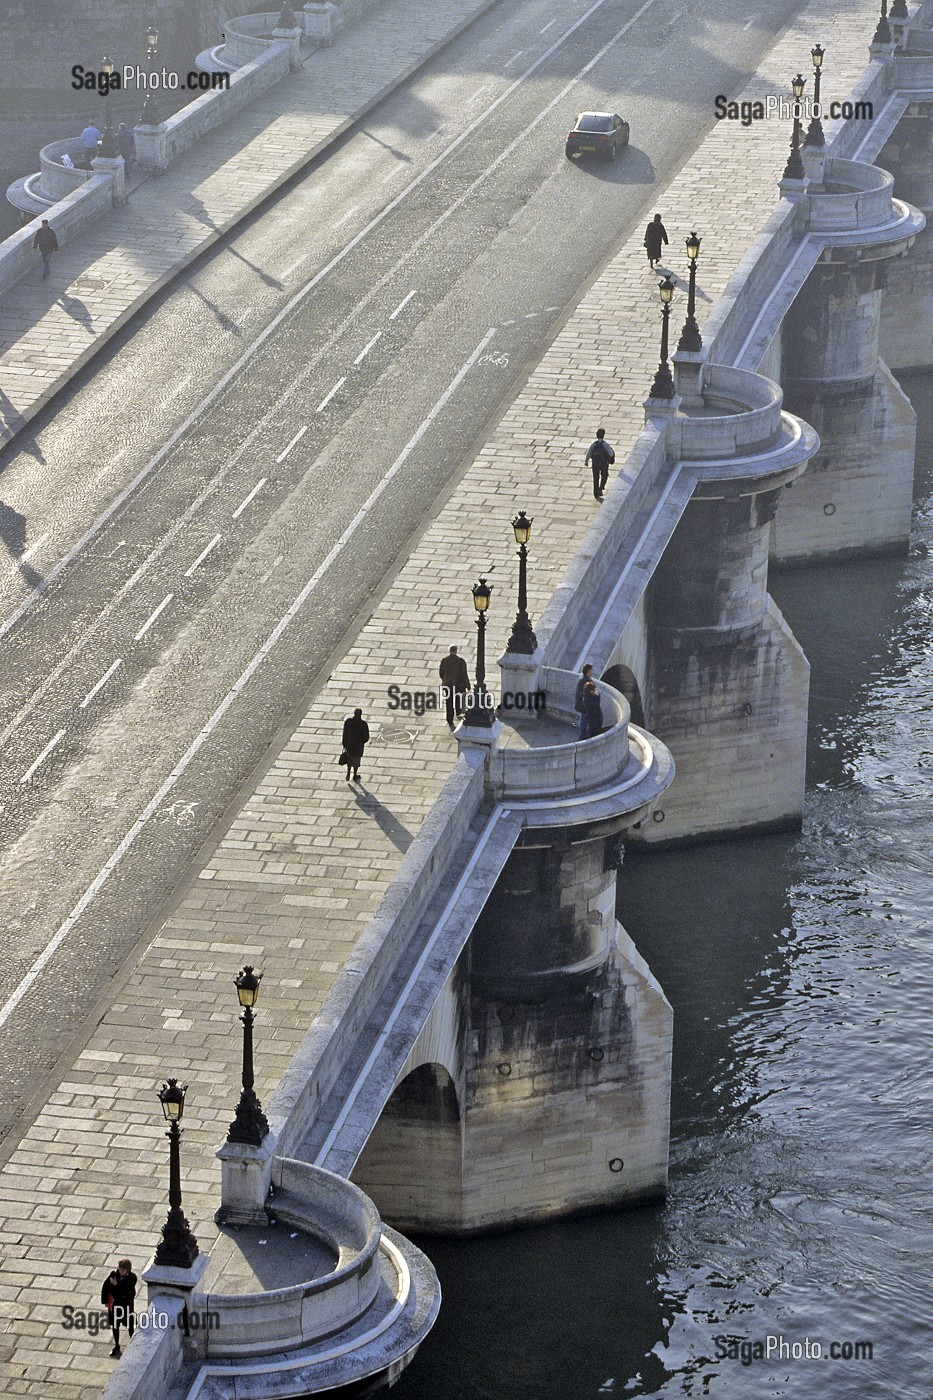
top-left (153, 1079), bottom-right (200, 1269)
top-left (782, 73), bottom-right (807, 180)
top-left (805, 44), bottom-right (826, 148)
top-left (676, 232), bottom-right (703, 353)
top-left (890, 0), bottom-right (909, 16)
top-left (648, 275), bottom-right (676, 400)
top-left (872, 0), bottom-right (892, 45)
top-left (505, 512), bottom-right (538, 656)
top-left (463, 577), bottom-right (494, 727)
top-left (141, 22), bottom-right (161, 126)
top-left (226, 966), bottom-right (271, 1146)
top-left (100, 57), bottom-right (118, 157)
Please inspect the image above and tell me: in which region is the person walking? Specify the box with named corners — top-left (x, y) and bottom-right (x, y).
top-left (32, 219), bottom-right (59, 281)
top-left (117, 123), bottom-right (135, 183)
top-left (581, 679), bottom-right (604, 739)
top-left (100, 1258), bottom-right (136, 1358)
top-left (644, 213), bottom-right (669, 269)
top-left (79, 123), bottom-right (103, 168)
top-left (438, 645), bottom-right (471, 728)
top-left (341, 707), bottom-right (370, 782)
top-left (584, 428), bottom-right (615, 500)
top-left (574, 663), bottom-right (594, 739)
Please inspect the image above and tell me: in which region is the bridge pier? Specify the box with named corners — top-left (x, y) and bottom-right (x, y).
top-left (774, 256), bottom-right (917, 562)
top-left (352, 821), bottom-right (672, 1232)
top-left (878, 104), bottom-right (933, 370)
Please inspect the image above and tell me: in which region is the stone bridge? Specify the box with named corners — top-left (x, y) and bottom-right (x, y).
top-left (90, 3), bottom-right (933, 1396)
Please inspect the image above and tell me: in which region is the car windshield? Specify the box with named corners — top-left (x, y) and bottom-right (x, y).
top-left (576, 114), bottom-right (613, 133)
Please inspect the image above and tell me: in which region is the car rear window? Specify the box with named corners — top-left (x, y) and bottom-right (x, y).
top-left (576, 114), bottom-right (613, 133)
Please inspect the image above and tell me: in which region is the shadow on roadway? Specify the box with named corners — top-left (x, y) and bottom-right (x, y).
top-left (566, 144), bottom-right (656, 185)
top-left (352, 783), bottom-right (414, 853)
top-left (0, 500), bottom-right (42, 588)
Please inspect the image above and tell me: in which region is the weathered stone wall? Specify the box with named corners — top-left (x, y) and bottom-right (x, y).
top-left (878, 107), bottom-right (933, 370)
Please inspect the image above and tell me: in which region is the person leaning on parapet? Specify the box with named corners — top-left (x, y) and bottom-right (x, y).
top-left (581, 679), bottom-right (604, 739)
top-left (341, 707), bottom-right (370, 782)
top-left (79, 123), bottom-right (103, 168)
top-left (585, 427), bottom-right (615, 501)
top-left (644, 212), bottom-right (669, 269)
top-left (100, 1258), bottom-right (136, 1358)
top-left (438, 645), bottom-right (471, 728)
top-left (574, 663), bottom-right (594, 739)
top-left (117, 122), bottom-right (135, 183)
top-left (32, 219), bottom-right (59, 281)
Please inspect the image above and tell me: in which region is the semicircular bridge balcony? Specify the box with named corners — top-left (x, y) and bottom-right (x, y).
top-left (481, 666), bottom-right (673, 826)
top-left (802, 157), bottom-right (924, 256)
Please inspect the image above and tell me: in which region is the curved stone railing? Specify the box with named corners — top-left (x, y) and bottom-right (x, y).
top-left (487, 667), bottom-right (630, 800)
top-left (196, 1160), bottom-right (382, 1358)
top-left (39, 139), bottom-right (94, 201)
top-left (668, 364), bottom-right (784, 460)
top-left (223, 11), bottom-right (292, 66)
top-left (808, 157), bottom-right (898, 231)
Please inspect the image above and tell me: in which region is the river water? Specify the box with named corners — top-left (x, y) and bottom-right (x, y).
top-left (392, 367), bottom-right (933, 1400)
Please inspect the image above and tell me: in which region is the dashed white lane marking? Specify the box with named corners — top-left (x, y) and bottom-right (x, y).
top-left (503, 318), bottom-right (516, 325)
top-left (19, 729), bottom-right (65, 784)
top-left (381, 165), bottom-right (404, 184)
top-left (428, 124), bottom-right (447, 140)
top-left (184, 534), bottom-right (222, 577)
top-left (317, 377), bottom-right (346, 412)
top-left (260, 555), bottom-right (284, 584)
top-left (165, 374), bottom-right (193, 403)
top-left (504, 50), bottom-right (524, 67)
top-left (540, 17), bottom-right (558, 31)
top-left (10, 533), bottom-right (48, 573)
top-left (0, 328), bottom-right (495, 1032)
top-left (333, 206), bottom-right (359, 229)
top-left (0, 0), bottom-right (644, 654)
top-left (79, 659), bottom-right (122, 710)
top-left (389, 289), bottom-right (417, 320)
top-left (469, 84), bottom-right (491, 101)
top-left (353, 331), bottom-right (383, 365)
top-left (743, 15), bottom-right (756, 26)
top-left (232, 478), bottom-right (267, 519)
top-left (134, 593), bottom-right (173, 641)
top-left (276, 425), bottom-right (308, 463)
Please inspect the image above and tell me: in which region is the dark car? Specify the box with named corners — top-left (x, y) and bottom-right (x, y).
top-left (565, 111), bottom-right (630, 162)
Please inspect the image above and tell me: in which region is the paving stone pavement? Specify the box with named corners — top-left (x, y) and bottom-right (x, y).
top-left (0, 1), bottom-right (889, 1395)
top-left (0, 0), bottom-right (499, 446)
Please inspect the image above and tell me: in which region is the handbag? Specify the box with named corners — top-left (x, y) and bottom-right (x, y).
top-left (338, 750), bottom-right (349, 766)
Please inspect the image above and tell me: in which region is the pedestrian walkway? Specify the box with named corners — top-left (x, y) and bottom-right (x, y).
top-left (0, 0), bottom-right (498, 447)
top-left (0, 1), bottom-right (887, 1396)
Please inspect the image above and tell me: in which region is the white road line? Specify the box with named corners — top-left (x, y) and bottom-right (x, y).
top-left (0, 329), bottom-right (495, 1032)
top-left (184, 534), bottom-right (221, 577)
top-left (469, 84), bottom-right (490, 101)
top-left (333, 206), bottom-right (359, 229)
top-left (0, 0), bottom-right (652, 658)
top-left (232, 478), bottom-right (267, 519)
top-left (743, 15), bottom-right (756, 27)
top-left (503, 318), bottom-right (516, 325)
top-left (19, 729), bottom-right (65, 784)
top-left (79, 658), bottom-right (122, 710)
top-left (10, 533), bottom-right (48, 573)
top-left (504, 50), bottom-right (524, 67)
top-left (540, 17), bottom-right (558, 30)
top-left (282, 251), bottom-right (310, 278)
top-left (389, 290), bottom-right (416, 320)
top-left (381, 165), bottom-right (404, 184)
top-left (275, 425), bottom-right (308, 463)
top-left (259, 555), bottom-right (284, 584)
top-left (165, 374), bottom-right (193, 403)
top-left (317, 377), bottom-right (346, 412)
top-left (134, 593), bottom-right (173, 641)
top-left (353, 331), bottom-right (383, 365)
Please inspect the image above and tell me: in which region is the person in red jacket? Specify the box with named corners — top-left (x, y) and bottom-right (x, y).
top-left (100, 1258), bottom-right (137, 1357)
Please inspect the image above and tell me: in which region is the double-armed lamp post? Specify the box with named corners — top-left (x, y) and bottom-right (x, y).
top-left (153, 1079), bottom-right (200, 1269)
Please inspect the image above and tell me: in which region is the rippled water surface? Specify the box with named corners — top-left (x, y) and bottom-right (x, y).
top-left (392, 370), bottom-right (933, 1400)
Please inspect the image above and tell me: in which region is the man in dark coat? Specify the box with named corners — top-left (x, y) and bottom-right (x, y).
top-left (100, 1258), bottom-right (136, 1357)
top-left (574, 663), bottom-right (594, 739)
top-left (644, 213), bottom-right (669, 268)
top-left (438, 645), bottom-right (471, 727)
top-left (584, 428), bottom-right (615, 500)
top-left (117, 123), bottom-right (135, 182)
top-left (32, 219), bottom-right (59, 281)
top-left (581, 680), bottom-right (604, 739)
top-left (342, 707), bottom-right (370, 781)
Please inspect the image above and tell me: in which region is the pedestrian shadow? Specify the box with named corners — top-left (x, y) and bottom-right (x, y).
top-left (352, 785), bottom-right (413, 853)
top-left (0, 501), bottom-right (42, 588)
top-left (190, 284), bottom-right (242, 336)
top-left (56, 293), bottom-right (95, 335)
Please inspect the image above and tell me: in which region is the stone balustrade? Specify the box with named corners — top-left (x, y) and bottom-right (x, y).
top-left (38, 139), bottom-right (95, 201)
top-left (223, 11), bottom-right (292, 65)
top-left (667, 364), bottom-right (784, 460)
top-left (806, 157), bottom-right (899, 231)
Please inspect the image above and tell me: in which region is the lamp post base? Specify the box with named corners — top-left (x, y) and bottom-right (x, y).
top-left (216, 1135), bottom-right (276, 1226)
top-left (143, 1251), bottom-right (210, 1305)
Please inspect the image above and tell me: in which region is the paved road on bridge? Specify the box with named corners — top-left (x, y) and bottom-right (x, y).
top-left (0, 0), bottom-right (803, 1146)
